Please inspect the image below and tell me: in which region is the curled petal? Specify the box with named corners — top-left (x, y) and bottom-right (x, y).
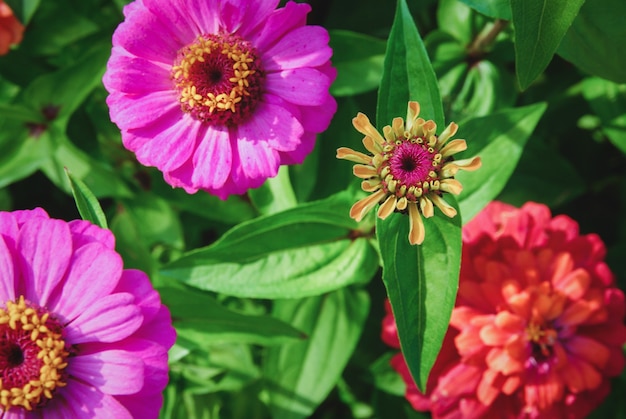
top-left (431, 194), bottom-right (457, 218)
top-left (392, 117), bottom-right (405, 138)
top-left (437, 122), bottom-right (459, 147)
top-left (408, 202), bottom-right (425, 245)
top-left (361, 179), bottom-right (382, 192)
top-left (336, 147), bottom-right (371, 164)
top-left (378, 195), bottom-right (397, 219)
top-left (363, 135), bottom-right (383, 154)
top-left (349, 189), bottom-right (386, 222)
top-left (353, 164), bottom-right (378, 179)
top-left (405, 101), bottom-right (420, 134)
top-left (440, 139), bottom-right (468, 158)
top-left (396, 196), bottom-right (408, 211)
top-left (352, 113), bottom-right (384, 144)
top-left (442, 156), bottom-right (482, 177)
top-left (420, 196), bottom-right (434, 218)
top-left (440, 178), bottom-right (463, 195)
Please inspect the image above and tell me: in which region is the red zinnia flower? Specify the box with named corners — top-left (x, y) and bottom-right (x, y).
top-left (0, 0), bottom-right (24, 55)
top-left (382, 201), bottom-right (626, 418)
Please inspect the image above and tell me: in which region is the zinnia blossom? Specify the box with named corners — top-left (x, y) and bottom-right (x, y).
top-left (104, 0), bottom-right (337, 199)
top-left (0, 0), bottom-right (24, 55)
top-left (337, 101), bottom-right (481, 245)
top-left (382, 201), bottom-right (626, 418)
top-left (0, 208), bottom-right (175, 417)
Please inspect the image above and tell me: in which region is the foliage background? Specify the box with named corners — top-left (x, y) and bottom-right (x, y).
top-left (1, 0), bottom-right (626, 417)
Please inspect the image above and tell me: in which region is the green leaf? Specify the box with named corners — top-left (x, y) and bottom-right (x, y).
top-left (459, 0), bottom-right (511, 19)
top-left (329, 30), bottom-right (386, 97)
top-left (582, 77), bottom-right (626, 155)
top-left (376, 199), bottom-right (462, 392)
top-left (65, 169), bottom-right (108, 229)
top-left (160, 192), bottom-right (379, 299)
top-left (0, 125), bottom-right (51, 189)
top-left (4, 0), bottom-right (40, 25)
top-left (160, 287), bottom-right (305, 346)
top-left (264, 288), bottom-right (370, 419)
top-left (511, 0), bottom-right (586, 90)
top-left (455, 102), bottom-right (547, 222)
top-left (377, 0), bottom-right (444, 128)
top-left (557, 0), bottom-right (626, 83)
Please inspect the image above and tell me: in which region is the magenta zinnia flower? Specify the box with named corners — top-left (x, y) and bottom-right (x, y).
top-left (382, 201), bottom-right (626, 418)
top-left (104, 0), bottom-right (337, 199)
top-left (0, 208), bottom-right (175, 417)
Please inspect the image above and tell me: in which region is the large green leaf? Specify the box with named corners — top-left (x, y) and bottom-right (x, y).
top-left (377, 0), bottom-right (444, 128)
top-left (160, 287), bottom-right (305, 346)
top-left (160, 192), bottom-right (379, 298)
top-left (376, 199), bottom-right (462, 392)
top-left (264, 288), bottom-right (370, 419)
top-left (455, 102), bottom-right (547, 222)
top-left (375, 0), bottom-right (459, 393)
top-left (248, 166), bottom-right (298, 215)
top-left (329, 30), bottom-right (386, 97)
top-left (511, 0), bottom-right (585, 90)
top-left (557, 0), bottom-right (626, 84)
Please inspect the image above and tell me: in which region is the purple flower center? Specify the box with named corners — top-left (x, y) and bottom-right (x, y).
top-left (0, 297), bottom-right (69, 411)
top-left (381, 138), bottom-right (442, 201)
top-left (172, 33), bottom-right (265, 126)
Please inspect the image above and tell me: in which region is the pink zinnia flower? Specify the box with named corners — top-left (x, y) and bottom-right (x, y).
top-left (104, 0), bottom-right (337, 199)
top-left (0, 208), bottom-right (175, 417)
top-left (382, 201), bottom-right (626, 418)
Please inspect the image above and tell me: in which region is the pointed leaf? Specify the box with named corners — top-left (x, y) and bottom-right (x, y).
top-left (377, 0), bottom-right (444, 128)
top-left (376, 199), bottom-right (462, 392)
top-left (511, 0), bottom-right (585, 90)
top-left (65, 169), bottom-right (108, 229)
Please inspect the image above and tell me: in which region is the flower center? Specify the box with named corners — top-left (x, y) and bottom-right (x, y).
top-left (379, 137), bottom-right (443, 202)
top-left (526, 321), bottom-right (558, 362)
top-left (172, 33), bottom-right (265, 126)
top-left (0, 296), bottom-right (69, 411)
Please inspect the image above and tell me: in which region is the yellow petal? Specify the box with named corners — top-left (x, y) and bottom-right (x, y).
top-left (420, 196), bottom-right (434, 218)
top-left (431, 194), bottom-right (457, 218)
top-left (440, 139), bottom-right (467, 158)
top-left (349, 189), bottom-right (386, 222)
top-left (353, 164), bottom-right (378, 179)
top-left (437, 122), bottom-right (459, 147)
top-left (440, 178), bottom-right (463, 195)
top-left (408, 202), bottom-right (425, 245)
top-left (383, 125), bottom-right (395, 142)
top-left (405, 101), bottom-right (421, 134)
top-left (353, 113), bottom-right (385, 144)
top-left (363, 135), bottom-right (383, 154)
top-left (396, 196), bottom-right (408, 211)
top-left (336, 147), bottom-right (371, 164)
top-left (377, 195), bottom-right (397, 219)
top-left (361, 179), bottom-right (382, 192)
top-left (392, 117), bottom-right (405, 138)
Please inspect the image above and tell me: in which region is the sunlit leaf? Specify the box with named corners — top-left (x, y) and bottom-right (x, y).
top-left (264, 288), bottom-right (369, 419)
top-left (65, 168), bottom-right (108, 229)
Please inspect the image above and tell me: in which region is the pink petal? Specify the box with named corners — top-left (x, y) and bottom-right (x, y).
top-left (296, 88), bottom-right (338, 134)
top-left (116, 393), bottom-right (163, 419)
top-left (104, 49), bottom-right (172, 94)
top-left (143, 0), bottom-right (198, 45)
top-left (69, 350), bottom-right (144, 395)
top-left (115, 269), bottom-right (162, 323)
top-left (17, 218), bottom-right (71, 306)
top-left (184, 0), bottom-right (219, 34)
top-left (231, 134), bottom-right (280, 186)
top-left (68, 220), bottom-right (116, 250)
top-left (66, 293), bottom-right (142, 344)
top-left (279, 131), bottom-right (317, 165)
top-left (12, 207), bottom-right (49, 225)
top-left (0, 235), bottom-right (15, 301)
top-left (238, 100), bottom-right (303, 152)
top-left (264, 26), bottom-right (332, 71)
top-left (61, 379), bottom-right (132, 419)
top-left (112, 4), bottom-right (180, 65)
top-left (107, 90), bottom-right (180, 132)
top-left (0, 211), bottom-right (19, 248)
top-left (250, 2), bottom-right (310, 51)
top-left (47, 242), bottom-right (122, 322)
top-left (131, 306), bottom-right (176, 350)
top-left (216, 0), bottom-right (279, 36)
top-left (133, 113), bottom-right (200, 172)
top-left (191, 125), bottom-right (232, 190)
top-left (267, 68), bottom-right (332, 106)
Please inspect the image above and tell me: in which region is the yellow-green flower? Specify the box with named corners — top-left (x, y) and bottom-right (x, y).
top-left (337, 101), bottom-right (481, 245)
